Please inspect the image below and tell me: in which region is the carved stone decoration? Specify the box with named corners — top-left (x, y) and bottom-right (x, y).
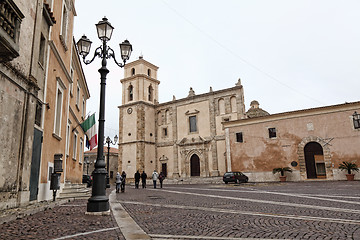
top-left (297, 136), bottom-right (333, 180)
top-left (0, 0), bottom-right (24, 62)
top-left (178, 136), bottom-right (210, 178)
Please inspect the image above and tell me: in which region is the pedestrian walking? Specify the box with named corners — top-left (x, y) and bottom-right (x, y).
top-left (159, 172), bottom-right (165, 188)
top-left (115, 172), bottom-right (122, 193)
top-left (152, 170), bottom-right (159, 188)
top-left (141, 171), bottom-right (147, 188)
top-left (121, 171), bottom-right (126, 192)
top-left (134, 170), bottom-right (140, 189)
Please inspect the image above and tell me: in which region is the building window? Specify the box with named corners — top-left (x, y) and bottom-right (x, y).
top-left (236, 132), bottom-right (243, 143)
top-left (148, 85), bottom-right (153, 102)
top-left (230, 96), bottom-right (237, 113)
top-left (79, 138), bottom-right (83, 163)
top-left (65, 120), bottom-right (71, 156)
top-left (38, 34), bottom-right (46, 66)
top-left (60, 3), bottom-right (68, 49)
top-left (54, 83), bottom-right (64, 136)
top-left (268, 128), bottom-right (277, 138)
top-left (147, 69), bottom-right (151, 77)
top-left (189, 116), bottom-right (197, 133)
top-left (218, 98), bottom-right (225, 115)
top-left (128, 84), bottom-right (133, 101)
top-left (131, 68), bottom-right (135, 76)
top-left (73, 131), bottom-right (78, 160)
top-left (82, 98), bottom-right (85, 118)
top-left (76, 83), bottom-right (80, 108)
top-left (162, 127), bottom-right (168, 138)
top-left (70, 65), bottom-right (74, 97)
top-left (353, 111), bottom-right (360, 129)
top-left (35, 101), bottom-right (42, 127)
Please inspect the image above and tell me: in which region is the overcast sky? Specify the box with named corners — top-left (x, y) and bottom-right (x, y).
top-left (74, 0), bottom-right (360, 139)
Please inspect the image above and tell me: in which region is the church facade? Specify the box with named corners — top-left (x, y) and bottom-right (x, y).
top-left (118, 57), bottom-right (246, 178)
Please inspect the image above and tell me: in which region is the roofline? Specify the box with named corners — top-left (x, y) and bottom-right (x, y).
top-left (224, 101), bottom-right (360, 127)
top-left (157, 85), bottom-right (243, 107)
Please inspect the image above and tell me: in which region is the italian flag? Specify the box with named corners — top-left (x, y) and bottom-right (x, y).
top-left (80, 113), bottom-right (97, 150)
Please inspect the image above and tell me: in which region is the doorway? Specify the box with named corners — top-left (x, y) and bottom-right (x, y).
top-left (304, 142), bottom-right (325, 179)
top-left (190, 154), bottom-right (200, 176)
top-left (29, 128), bottom-right (43, 201)
top-left (162, 163), bottom-right (167, 177)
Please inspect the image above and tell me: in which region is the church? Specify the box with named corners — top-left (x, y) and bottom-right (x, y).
top-left (118, 56), bottom-right (247, 178)
top-left (118, 57), bottom-right (360, 182)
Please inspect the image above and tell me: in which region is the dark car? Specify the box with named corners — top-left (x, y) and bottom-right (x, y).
top-left (82, 175), bottom-right (92, 187)
top-left (223, 172), bottom-right (248, 184)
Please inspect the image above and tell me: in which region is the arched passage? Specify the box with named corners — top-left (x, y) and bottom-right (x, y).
top-left (190, 154), bottom-right (200, 176)
top-left (304, 142), bottom-right (324, 179)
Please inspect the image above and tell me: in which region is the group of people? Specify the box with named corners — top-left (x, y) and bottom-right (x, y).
top-left (116, 170), bottom-right (166, 193)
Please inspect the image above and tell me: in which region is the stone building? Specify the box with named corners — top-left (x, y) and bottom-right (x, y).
top-left (0, 0), bottom-right (89, 209)
top-left (118, 57), bottom-right (246, 179)
top-left (84, 147), bottom-right (119, 183)
top-left (0, 0), bottom-right (50, 209)
top-left (37, 0), bottom-right (89, 201)
top-left (224, 101), bottom-right (360, 182)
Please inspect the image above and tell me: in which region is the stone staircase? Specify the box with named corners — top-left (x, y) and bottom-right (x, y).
top-left (58, 182), bottom-right (91, 200)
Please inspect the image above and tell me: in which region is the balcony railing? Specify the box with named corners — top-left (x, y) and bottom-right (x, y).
top-left (0, 0), bottom-right (24, 62)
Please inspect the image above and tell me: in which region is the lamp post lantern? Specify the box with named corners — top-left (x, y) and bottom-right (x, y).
top-left (105, 135), bottom-right (118, 188)
top-left (77, 17), bottom-right (132, 213)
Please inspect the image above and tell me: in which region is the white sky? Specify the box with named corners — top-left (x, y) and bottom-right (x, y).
top-left (74, 0), bottom-right (360, 138)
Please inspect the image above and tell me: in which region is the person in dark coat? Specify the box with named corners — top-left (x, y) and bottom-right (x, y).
top-left (159, 172), bottom-right (165, 188)
top-left (141, 171), bottom-right (147, 188)
top-left (121, 171), bottom-right (126, 192)
top-left (134, 170), bottom-right (141, 189)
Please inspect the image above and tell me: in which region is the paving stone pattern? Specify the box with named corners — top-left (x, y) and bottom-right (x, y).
top-left (117, 181), bottom-right (360, 239)
top-left (0, 199), bottom-right (125, 240)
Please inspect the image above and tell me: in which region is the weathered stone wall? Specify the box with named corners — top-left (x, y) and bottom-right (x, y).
top-left (225, 102), bottom-right (360, 182)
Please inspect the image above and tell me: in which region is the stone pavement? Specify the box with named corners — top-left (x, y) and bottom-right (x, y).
top-left (1, 181), bottom-right (360, 240)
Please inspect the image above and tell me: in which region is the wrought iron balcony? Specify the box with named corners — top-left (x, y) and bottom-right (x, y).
top-left (0, 0), bottom-right (24, 62)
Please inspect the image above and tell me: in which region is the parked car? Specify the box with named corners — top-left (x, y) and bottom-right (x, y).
top-left (223, 172), bottom-right (248, 184)
top-left (82, 175), bottom-right (92, 187)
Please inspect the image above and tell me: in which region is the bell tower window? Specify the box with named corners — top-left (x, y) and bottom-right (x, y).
top-left (148, 69), bottom-right (151, 77)
top-left (131, 68), bottom-right (135, 76)
top-left (148, 85), bottom-right (153, 102)
top-left (128, 84), bottom-right (133, 101)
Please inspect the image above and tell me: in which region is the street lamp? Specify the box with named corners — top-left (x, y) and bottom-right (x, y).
top-left (105, 135), bottom-right (118, 188)
top-left (77, 17), bottom-right (132, 213)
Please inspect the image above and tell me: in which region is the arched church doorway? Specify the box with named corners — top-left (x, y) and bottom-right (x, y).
top-left (190, 154), bottom-right (200, 176)
top-left (304, 142), bottom-right (325, 179)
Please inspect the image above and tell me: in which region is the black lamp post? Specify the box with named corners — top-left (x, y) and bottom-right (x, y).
top-left (77, 17), bottom-right (132, 213)
top-left (105, 135), bottom-right (118, 188)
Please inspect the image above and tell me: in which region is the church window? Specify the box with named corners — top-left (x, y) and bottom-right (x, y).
top-left (268, 128), bottom-right (277, 138)
top-left (162, 127), bottom-right (168, 138)
top-left (148, 69), bottom-right (151, 77)
top-left (165, 110), bottom-right (170, 124)
top-left (128, 84), bottom-right (133, 101)
top-left (148, 85), bottom-right (153, 102)
top-left (230, 96), bottom-right (237, 112)
top-left (157, 111), bottom-right (162, 125)
top-left (236, 132), bottom-right (243, 143)
top-left (353, 111), bottom-right (360, 129)
top-left (189, 116), bottom-right (197, 133)
top-left (218, 98), bottom-right (225, 115)
top-left (131, 68), bottom-right (135, 76)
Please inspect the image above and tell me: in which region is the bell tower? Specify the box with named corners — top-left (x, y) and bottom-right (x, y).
top-left (121, 56), bottom-right (160, 105)
top-left (118, 56), bottom-right (159, 177)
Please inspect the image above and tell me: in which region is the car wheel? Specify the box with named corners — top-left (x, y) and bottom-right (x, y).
top-left (225, 182), bottom-right (228, 184)
top-left (244, 178), bottom-right (248, 183)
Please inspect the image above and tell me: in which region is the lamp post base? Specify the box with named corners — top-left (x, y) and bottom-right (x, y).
top-left (87, 195), bottom-right (109, 212)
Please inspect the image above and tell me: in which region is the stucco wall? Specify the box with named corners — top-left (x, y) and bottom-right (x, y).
top-left (226, 103), bottom-right (360, 182)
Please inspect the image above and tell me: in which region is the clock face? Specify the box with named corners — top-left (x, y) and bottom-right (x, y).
top-left (127, 108), bottom-right (133, 114)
